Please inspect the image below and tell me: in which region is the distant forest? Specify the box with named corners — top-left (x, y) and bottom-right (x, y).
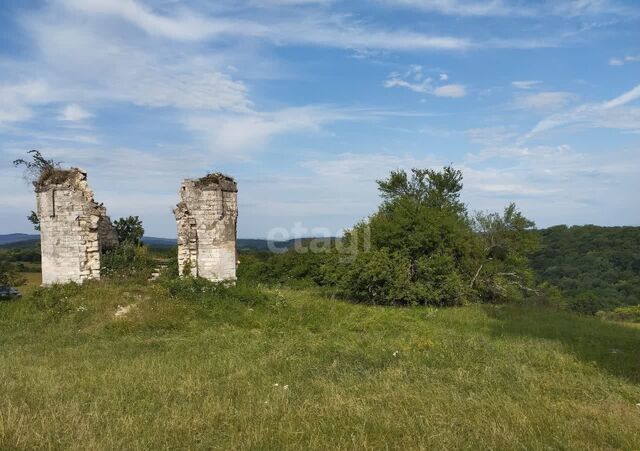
top-left (530, 225), bottom-right (640, 314)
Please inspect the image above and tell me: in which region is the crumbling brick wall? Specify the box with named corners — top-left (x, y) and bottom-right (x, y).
top-left (173, 173), bottom-right (238, 282)
top-left (36, 168), bottom-right (118, 285)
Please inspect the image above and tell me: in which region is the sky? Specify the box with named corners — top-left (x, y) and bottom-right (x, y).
top-left (0, 0), bottom-right (639, 239)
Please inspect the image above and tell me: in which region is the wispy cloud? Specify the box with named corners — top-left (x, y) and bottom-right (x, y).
top-left (0, 81), bottom-right (52, 125)
top-left (384, 66), bottom-right (467, 98)
top-left (512, 80), bottom-right (542, 89)
top-left (527, 84), bottom-right (640, 137)
top-left (184, 106), bottom-right (375, 157)
top-left (60, 0), bottom-right (472, 51)
top-left (609, 55), bottom-right (640, 66)
top-left (514, 91), bottom-right (576, 111)
top-left (380, 0), bottom-right (632, 17)
top-left (58, 104), bottom-right (93, 122)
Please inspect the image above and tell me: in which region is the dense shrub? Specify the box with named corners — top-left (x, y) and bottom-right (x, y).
top-left (596, 305), bottom-right (640, 323)
top-left (238, 166), bottom-right (539, 307)
top-left (29, 282), bottom-right (83, 313)
top-left (101, 243), bottom-right (155, 280)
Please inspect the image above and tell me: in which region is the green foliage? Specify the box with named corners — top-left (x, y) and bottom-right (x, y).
top-left (238, 248), bottom-right (335, 288)
top-left (337, 166), bottom-right (537, 306)
top-left (29, 282), bottom-right (82, 313)
top-left (472, 203), bottom-right (539, 303)
top-left (27, 210), bottom-right (40, 231)
top-left (531, 225), bottom-right (640, 314)
top-left (113, 216), bottom-right (144, 246)
top-left (377, 165), bottom-right (464, 214)
top-left (596, 305), bottom-right (640, 323)
top-left (162, 277), bottom-right (275, 306)
top-left (0, 254), bottom-right (26, 287)
top-left (101, 243), bottom-right (155, 280)
top-left (239, 167), bottom-right (539, 307)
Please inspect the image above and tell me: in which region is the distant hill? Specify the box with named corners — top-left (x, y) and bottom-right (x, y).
top-left (141, 237), bottom-right (176, 247)
top-left (0, 233), bottom-right (39, 245)
top-left (0, 234), bottom-right (309, 251)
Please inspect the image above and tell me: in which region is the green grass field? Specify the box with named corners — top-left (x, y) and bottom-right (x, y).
top-left (1, 280), bottom-right (639, 450)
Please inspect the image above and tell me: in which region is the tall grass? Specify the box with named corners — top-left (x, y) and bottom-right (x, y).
top-left (1, 279), bottom-right (639, 450)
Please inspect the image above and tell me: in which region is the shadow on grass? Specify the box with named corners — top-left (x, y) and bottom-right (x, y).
top-left (483, 305), bottom-right (640, 384)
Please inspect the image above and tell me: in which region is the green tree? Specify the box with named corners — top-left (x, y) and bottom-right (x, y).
top-left (113, 216), bottom-right (144, 246)
top-left (376, 165), bottom-right (465, 214)
top-left (335, 166), bottom-right (539, 306)
top-left (472, 203), bottom-right (540, 302)
top-left (336, 166), bottom-right (480, 306)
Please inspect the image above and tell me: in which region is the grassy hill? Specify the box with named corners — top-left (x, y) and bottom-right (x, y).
top-left (1, 280), bottom-right (639, 449)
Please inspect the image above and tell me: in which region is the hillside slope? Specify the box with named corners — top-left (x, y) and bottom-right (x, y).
top-left (531, 225), bottom-right (640, 313)
top-left (1, 281), bottom-right (638, 449)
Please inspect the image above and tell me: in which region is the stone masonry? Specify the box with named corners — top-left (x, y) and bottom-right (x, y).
top-left (173, 173), bottom-right (238, 282)
top-left (36, 168), bottom-right (118, 285)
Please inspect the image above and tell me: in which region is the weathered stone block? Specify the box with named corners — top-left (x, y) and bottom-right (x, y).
top-left (36, 167), bottom-right (118, 285)
top-left (173, 172), bottom-right (238, 282)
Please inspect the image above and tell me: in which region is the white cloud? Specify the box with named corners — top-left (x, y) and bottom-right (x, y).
top-left (380, 0), bottom-right (631, 17)
top-left (609, 55), bottom-right (640, 66)
top-left (28, 19), bottom-right (252, 112)
top-left (0, 81), bottom-right (51, 124)
top-left (185, 106), bottom-right (359, 156)
top-left (380, 0), bottom-right (533, 16)
top-left (514, 91), bottom-right (576, 110)
top-left (433, 84), bottom-right (467, 98)
top-left (523, 85), bottom-right (640, 138)
top-left (466, 126), bottom-right (518, 147)
top-left (60, 0), bottom-right (235, 41)
top-left (603, 84), bottom-right (640, 109)
top-left (60, 0), bottom-right (472, 51)
top-left (384, 68), bottom-right (467, 98)
top-left (58, 104), bottom-right (93, 121)
top-left (511, 80), bottom-right (542, 89)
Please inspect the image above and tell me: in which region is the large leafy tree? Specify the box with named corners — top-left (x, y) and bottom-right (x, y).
top-left (113, 216), bottom-right (145, 246)
top-left (337, 166), bottom-right (538, 306)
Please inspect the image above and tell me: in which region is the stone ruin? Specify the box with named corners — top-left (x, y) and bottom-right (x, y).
top-left (36, 167), bottom-right (118, 285)
top-left (173, 173), bottom-right (238, 282)
top-left (30, 164), bottom-right (238, 285)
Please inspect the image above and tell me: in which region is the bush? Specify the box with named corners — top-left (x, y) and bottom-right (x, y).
top-left (596, 305), bottom-right (640, 323)
top-left (101, 244), bottom-right (155, 280)
top-left (162, 277), bottom-right (274, 307)
top-left (30, 282), bottom-right (83, 314)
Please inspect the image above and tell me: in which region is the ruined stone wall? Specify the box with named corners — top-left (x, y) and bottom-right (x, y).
top-left (174, 173), bottom-right (238, 282)
top-left (36, 168), bottom-right (117, 285)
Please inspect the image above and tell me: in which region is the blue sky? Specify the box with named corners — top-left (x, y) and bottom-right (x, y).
top-left (1, 0), bottom-right (639, 238)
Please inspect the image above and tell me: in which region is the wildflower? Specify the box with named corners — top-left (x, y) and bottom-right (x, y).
top-left (393, 351), bottom-right (399, 357)
top-left (283, 385), bottom-right (289, 390)
top-left (273, 383), bottom-right (279, 387)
